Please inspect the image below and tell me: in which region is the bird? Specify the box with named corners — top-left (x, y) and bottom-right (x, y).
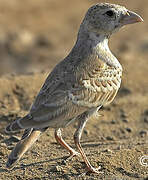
top-left (5, 3), bottom-right (143, 174)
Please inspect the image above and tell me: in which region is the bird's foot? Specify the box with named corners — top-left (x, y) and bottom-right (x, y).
top-left (86, 165), bottom-right (103, 174)
top-left (79, 165), bottom-right (103, 176)
top-left (62, 150), bottom-right (80, 164)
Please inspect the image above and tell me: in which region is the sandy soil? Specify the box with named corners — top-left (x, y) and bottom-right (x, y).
top-left (0, 0), bottom-right (148, 179)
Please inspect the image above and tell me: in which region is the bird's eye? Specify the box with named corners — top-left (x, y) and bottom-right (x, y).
top-left (105, 10), bottom-right (114, 17)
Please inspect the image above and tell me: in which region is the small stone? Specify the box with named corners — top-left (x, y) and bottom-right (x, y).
top-left (36, 35), bottom-right (52, 48)
top-left (139, 130), bottom-right (147, 137)
top-left (106, 136), bottom-right (114, 141)
top-left (111, 120), bottom-right (116, 124)
top-left (117, 145), bottom-right (122, 150)
top-left (122, 119), bottom-right (128, 123)
top-left (120, 114), bottom-right (127, 118)
top-left (84, 129), bottom-right (89, 135)
top-left (120, 113), bottom-right (127, 119)
top-left (118, 87), bottom-right (131, 97)
top-left (61, 159), bottom-right (67, 165)
top-left (143, 109), bottom-right (148, 116)
top-left (125, 127), bottom-right (132, 133)
top-left (120, 109), bottom-right (128, 119)
top-left (103, 149), bottom-right (113, 153)
top-left (120, 128), bottom-right (125, 134)
top-left (144, 116), bottom-right (148, 123)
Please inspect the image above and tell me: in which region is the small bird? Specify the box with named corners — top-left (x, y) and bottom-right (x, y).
top-left (5, 3), bottom-right (143, 174)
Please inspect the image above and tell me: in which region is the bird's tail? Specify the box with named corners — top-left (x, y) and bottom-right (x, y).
top-left (5, 114), bottom-right (32, 133)
top-left (6, 128), bottom-right (41, 168)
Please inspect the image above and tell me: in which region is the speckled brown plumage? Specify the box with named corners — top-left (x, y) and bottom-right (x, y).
top-left (5, 3), bottom-right (143, 174)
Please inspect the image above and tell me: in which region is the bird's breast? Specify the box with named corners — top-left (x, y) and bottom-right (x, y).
top-left (69, 66), bottom-right (122, 108)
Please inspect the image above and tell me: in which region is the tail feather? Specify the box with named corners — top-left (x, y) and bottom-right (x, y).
top-left (6, 129), bottom-right (41, 168)
top-left (5, 114), bottom-right (32, 133)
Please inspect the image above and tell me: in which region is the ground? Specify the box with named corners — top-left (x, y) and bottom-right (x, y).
top-left (0, 0), bottom-right (148, 179)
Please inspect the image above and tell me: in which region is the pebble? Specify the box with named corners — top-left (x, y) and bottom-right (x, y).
top-left (36, 35), bottom-right (52, 48)
top-left (125, 127), bottom-right (132, 133)
top-left (122, 119), bottom-right (128, 123)
top-left (120, 113), bottom-right (127, 118)
top-left (139, 130), bottom-right (147, 137)
top-left (103, 149), bottom-right (113, 153)
top-left (111, 120), bottom-right (116, 124)
top-left (120, 113), bottom-right (127, 119)
top-left (117, 145), bottom-right (122, 150)
top-left (120, 128), bottom-right (125, 134)
top-left (143, 109), bottom-right (148, 123)
top-left (106, 136), bottom-right (114, 141)
top-left (84, 129), bottom-right (89, 135)
top-left (143, 109), bottom-right (148, 116)
top-left (120, 109), bottom-right (128, 123)
top-left (118, 87), bottom-right (131, 97)
top-left (144, 116), bottom-right (148, 123)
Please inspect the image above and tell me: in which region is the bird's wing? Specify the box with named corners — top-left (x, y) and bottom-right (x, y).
top-left (27, 88), bottom-right (87, 128)
top-left (19, 64), bottom-right (87, 129)
top-left (68, 67), bottom-right (122, 108)
top-left (18, 60), bottom-right (121, 129)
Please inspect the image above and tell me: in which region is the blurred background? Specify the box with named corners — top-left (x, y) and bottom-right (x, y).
top-left (0, 0), bottom-right (147, 76)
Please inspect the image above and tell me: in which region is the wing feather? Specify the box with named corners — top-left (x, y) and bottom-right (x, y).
top-left (23, 59), bottom-right (122, 129)
top-left (68, 67), bottom-right (122, 107)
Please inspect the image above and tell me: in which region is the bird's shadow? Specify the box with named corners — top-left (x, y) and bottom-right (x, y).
top-left (0, 155), bottom-right (86, 178)
top-left (0, 141), bottom-right (116, 172)
top-left (0, 156), bottom-right (62, 173)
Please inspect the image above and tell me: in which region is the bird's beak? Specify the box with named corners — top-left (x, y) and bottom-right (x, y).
top-left (120, 11), bottom-right (143, 26)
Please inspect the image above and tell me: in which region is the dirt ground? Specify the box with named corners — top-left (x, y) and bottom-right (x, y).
top-left (0, 0), bottom-right (148, 179)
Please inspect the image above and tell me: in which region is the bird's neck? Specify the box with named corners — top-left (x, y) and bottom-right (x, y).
top-left (74, 29), bottom-right (122, 69)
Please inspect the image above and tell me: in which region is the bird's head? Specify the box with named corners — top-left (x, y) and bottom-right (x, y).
top-left (82, 3), bottom-right (143, 36)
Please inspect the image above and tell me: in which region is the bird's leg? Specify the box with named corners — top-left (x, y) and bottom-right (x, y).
top-left (74, 112), bottom-right (102, 174)
top-left (54, 128), bottom-right (80, 161)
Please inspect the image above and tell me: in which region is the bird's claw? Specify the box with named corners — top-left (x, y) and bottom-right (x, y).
top-left (62, 150), bottom-right (80, 164)
top-left (78, 166), bottom-right (103, 177)
top-left (86, 165), bottom-right (103, 174)
top-left (70, 150), bottom-right (80, 157)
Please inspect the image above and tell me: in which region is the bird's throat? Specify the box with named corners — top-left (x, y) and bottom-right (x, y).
top-left (73, 31), bottom-right (122, 70)
top-left (90, 33), bottom-right (122, 69)
top-left (95, 36), bottom-right (122, 69)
